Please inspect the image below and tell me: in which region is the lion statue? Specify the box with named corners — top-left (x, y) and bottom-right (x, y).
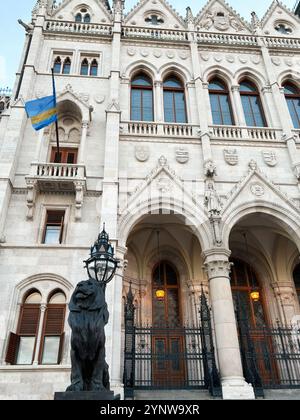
top-left (66, 278), bottom-right (110, 392)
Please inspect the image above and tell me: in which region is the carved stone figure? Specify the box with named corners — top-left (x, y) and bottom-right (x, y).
top-left (66, 278), bottom-right (110, 392)
top-left (204, 160), bottom-right (217, 177)
top-left (205, 182), bottom-right (222, 216)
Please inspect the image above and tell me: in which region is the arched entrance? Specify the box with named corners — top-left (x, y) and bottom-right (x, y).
top-left (228, 212), bottom-right (300, 390)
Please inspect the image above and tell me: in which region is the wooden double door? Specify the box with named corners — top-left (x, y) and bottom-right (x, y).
top-left (152, 262), bottom-right (185, 387)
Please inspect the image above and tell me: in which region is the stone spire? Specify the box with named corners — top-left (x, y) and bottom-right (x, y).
top-left (186, 7), bottom-right (194, 25)
top-left (250, 11), bottom-right (262, 34)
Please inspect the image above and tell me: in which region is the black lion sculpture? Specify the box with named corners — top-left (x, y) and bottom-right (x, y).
top-left (66, 278), bottom-right (110, 392)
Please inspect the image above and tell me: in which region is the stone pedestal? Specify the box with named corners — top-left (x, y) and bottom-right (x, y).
top-left (54, 391), bottom-right (120, 400)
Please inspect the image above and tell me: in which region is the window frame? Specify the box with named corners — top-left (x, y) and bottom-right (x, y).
top-left (42, 210), bottom-right (66, 245)
top-left (130, 74), bottom-right (154, 122)
top-left (239, 80), bottom-right (267, 127)
top-left (283, 82), bottom-right (300, 129)
top-left (163, 76), bottom-right (187, 124)
top-left (208, 78), bottom-right (235, 126)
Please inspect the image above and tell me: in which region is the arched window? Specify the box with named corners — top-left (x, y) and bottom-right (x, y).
top-left (90, 59), bottom-right (98, 77)
top-left (283, 82), bottom-right (300, 128)
top-left (5, 290), bottom-right (41, 365)
top-left (240, 80), bottom-right (266, 127)
top-left (62, 58), bottom-right (71, 75)
top-left (293, 264), bottom-right (300, 305)
top-left (208, 78), bottom-right (234, 125)
top-left (163, 76), bottom-right (187, 123)
top-left (5, 289), bottom-right (66, 366)
top-left (75, 13), bottom-right (82, 22)
top-left (80, 59), bottom-right (89, 76)
top-left (131, 73), bottom-right (154, 121)
top-left (40, 291), bottom-right (66, 365)
top-left (53, 57), bottom-right (62, 74)
top-left (84, 14), bottom-right (91, 23)
top-left (230, 259), bottom-right (267, 328)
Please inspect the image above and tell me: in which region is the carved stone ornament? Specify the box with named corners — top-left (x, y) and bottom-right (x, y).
top-left (127, 47), bottom-right (136, 56)
top-left (156, 177), bottom-right (172, 193)
top-left (135, 145), bottom-right (150, 162)
top-left (214, 13), bottom-right (230, 31)
top-left (250, 183), bottom-right (265, 197)
top-left (204, 181), bottom-right (222, 216)
top-left (262, 150), bottom-right (277, 167)
top-left (204, 160), bottom-right (217, 178)
top-left (175, 148), bottom-right (189, 164)
top-left (293, 164), bottom-right (300, 181)
top-left (249, 160), bottom-right (258, 171)
top-left (224, 149), bottom-right (238, 166)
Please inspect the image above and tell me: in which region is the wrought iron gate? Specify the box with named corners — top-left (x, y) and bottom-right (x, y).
top-left (123, 286), bottom-right (221, 398)
top-left (237, 303), bottom-right (300, 395)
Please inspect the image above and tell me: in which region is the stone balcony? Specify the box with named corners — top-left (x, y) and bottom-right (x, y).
top-left (25, 163), bottom-right (87, 221)
top-left (209, 125), bottom-right (283, 142)
top-left (44, 20), bottom-right (113, 37)
top-left (120, 121), bottom-right (199, 139)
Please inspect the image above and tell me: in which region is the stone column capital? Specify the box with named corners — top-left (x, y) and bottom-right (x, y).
top-left (202, 248), bottom-right (232, 280)
top-left (231, 85), bottom-right (240, 93)
top-left (82, 120), bottom-right (89, 129)
top-left (154, 80), bottom-right (163, 88)
top-left (40, 303), bottom-right (47, 312)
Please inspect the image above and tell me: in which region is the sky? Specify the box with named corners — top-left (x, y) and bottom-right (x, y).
top-left (0, 0), bottom-right (297, 89)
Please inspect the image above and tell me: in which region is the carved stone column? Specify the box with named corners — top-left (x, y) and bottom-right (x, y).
top-left (272, 281), bottom-right (299, 324)
top-left (154, 80), bottom-right (163, 124)
top-left (33, 303), bottom-right (47, 365)
top-left (26, 179), bottom-right (37, 220)
top-left (231, 85), bottom-right (247, 127)
top-left (78, 121), bottom-right (89, 164)
top-left (203, 248), bottom-right (255, 400)
top-left (74, 181), bottom-right (85, 221)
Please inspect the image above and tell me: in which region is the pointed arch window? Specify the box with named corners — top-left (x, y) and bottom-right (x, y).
top-left (131, 73), bottom-right (154, 121)
top-left (84, 14), bottom-right (91, 23)
top-left (80, 59), bottom-right (89, 76)
top-left (53, 57), bottom-right (62, 74)
top-left (293, 264), bottom-right (300, 305)
top-left (5, 289), bottom-right (66, 366)
top-left (62, 57), bottom-right (71, 75)
top-left (75, 13), bottom-right (82, 23)
top-left (240, 80), bottom-right (267, 127)
top-left (163, 76), bottom-right (187, 123)
top-left (209, 78), bottom-right (234, 125)
top-left (283, 82), bottom-right (300, 129)
top-left (90, 59), bottom-right (98, 76)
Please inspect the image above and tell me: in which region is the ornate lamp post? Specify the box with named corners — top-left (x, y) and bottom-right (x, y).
top-left (56, 225), bottom-right (120, 400)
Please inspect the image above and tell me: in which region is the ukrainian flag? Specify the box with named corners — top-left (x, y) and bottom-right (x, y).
top-left (25, 95), bottom-right (57, 131)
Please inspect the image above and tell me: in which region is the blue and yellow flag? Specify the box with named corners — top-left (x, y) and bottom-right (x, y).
top-left (25, 95), bottom-right (57, 131)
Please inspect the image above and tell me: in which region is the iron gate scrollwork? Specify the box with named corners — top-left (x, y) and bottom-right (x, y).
top-left (123, 286), bottom-right (222, 398)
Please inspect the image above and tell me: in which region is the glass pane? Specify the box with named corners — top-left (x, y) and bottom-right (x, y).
top-left (41, 336), bottom-right (60, 365)
top-left (155, 339), bottom-right (166, 370)
top-left (284, 84), bottom-right (298, 95)
top-left (293, 264), bottom-right (300, 288)
top-left (165, 264), bottom-right (178, 286)
top-left (80, 62), bottom-right (89, 76)
top-left (250, 96), bottom-right (265, 127)
top-left (232, 260), bottom-right (248, 286)
top-left (17, 337), bottom-right (35, 365)
top-left (164, 91), bottom-right (175, 122)
top-left (167, 289), bottom-right (180, 327)
top-left (44, 226), bottom-right (61, 244)
top-left (25, 292), bottom-right (42, 304)
top-left (241, 95), bottom-right (255, 126)
top-left (142, 90), bottom-right (153, 121)
top-left (287, 99), bottom-right (300, 128)
top-left (170, 339), bottom-right (180, 371)
top-left (84, 14), bottom-right (91, 23)
top-left (131, 89), bottom-right (142, 120)
top-left (253, 300), bottom-right (267, 328)
top-left (90, 62), bottom-right (98, 76)
top-left (219, 95), bottom-right (233, 125)
top-left (209, 80), bottom-right (226, 91)
top-left (67, 153), bottom-right (75, 164)
top-left (132, 75), bottom-right (152, 87)
top-left (75, 13), bottom-right (82, 22)
top-left (240, 81), bottom-right (257, 93)
top-left (174, 92), bottom-right (187, 123)
top-left (164, 78), bottom-right (182, 88)
top-left (53, 62), bottom-right (61, 74)
top-left (153, 289), bottom-right (165, 326)
top-left (49, 292), bottom-right (66, 304)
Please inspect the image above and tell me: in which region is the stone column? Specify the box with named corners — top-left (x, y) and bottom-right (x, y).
top-left (78, 121), bottom-right (89, 164)
top-left (33, 303), bottom-right (47, 365)
top-left (106, 245), bottom-right (127, 398)
top-left (203, 248), bottom-right (255, 400)
top-left (231, 85), bottom-right (246, 127)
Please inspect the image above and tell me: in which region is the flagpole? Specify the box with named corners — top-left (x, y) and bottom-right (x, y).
top-left (51, 68), bottom-right (60, 163)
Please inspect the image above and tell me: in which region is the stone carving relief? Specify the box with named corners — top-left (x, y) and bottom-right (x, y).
top-left (175, 148), bottom-right (189, 164)
top-left (204, 181), bottom-right (222, 216)
top-left (262, 150), bottom-right (277, 167)
top-left (153, 50), bottom-right (162, 58)
top-left (94, 95), bottom-right (106, 104)
top-left (250, 183), bottom-right (265, 197)
top-left (156, 177), bottom-right (172, 193)
top-left (127, 47), bottom-right (136, 56)
top-left (200, 9), bottom-right (244, 32)
top-left (224, 149), bottom-right (238, 166)
top-left (135, 145), bottom-right (150, 162)
top-left (204, 160), bottom-right (217, 178)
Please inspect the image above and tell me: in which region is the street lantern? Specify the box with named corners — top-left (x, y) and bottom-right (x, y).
top-left (84, 225), bottom-right (119, 284)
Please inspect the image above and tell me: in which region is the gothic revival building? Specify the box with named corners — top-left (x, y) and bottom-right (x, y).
top-left (0, 0), bottom-right (300, 400)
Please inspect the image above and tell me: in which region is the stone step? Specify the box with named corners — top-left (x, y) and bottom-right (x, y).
top-left (262, 390), bottom-right (300, 400)
top-left (133, 390), bottom-right (219, 400)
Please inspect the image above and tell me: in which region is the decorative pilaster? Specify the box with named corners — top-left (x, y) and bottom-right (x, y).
top-left (26, 179), bottom-right (37, 220)
top-left (203, 249), bottom-right (255, 400)
top-left (74, 181), bottom-right (85, 221)
top-left (272, 282), bottom-right (299, 324)
top-left (231, 85), bottom-right (247, 127)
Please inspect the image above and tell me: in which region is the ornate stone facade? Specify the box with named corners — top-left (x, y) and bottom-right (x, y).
top-left (0, 0), bottom-right (300, 400)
